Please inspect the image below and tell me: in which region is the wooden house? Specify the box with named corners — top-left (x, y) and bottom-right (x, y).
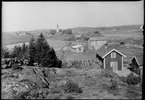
top-left (88, 36), bottom-right (107, 50)
top-left (128, 55), bottom-right (143, 80)
top-left (96, 44), bottom-right (126, 72)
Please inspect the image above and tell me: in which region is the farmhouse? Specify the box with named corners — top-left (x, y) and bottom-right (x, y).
top-left (88, 36), bottom-right (107, 50)
top-left (96, 44), bottom-right (126, 72)
top-left (128, 55), bottom-right (143, 79)
top-left (70, 44), bottom-right (85, 53)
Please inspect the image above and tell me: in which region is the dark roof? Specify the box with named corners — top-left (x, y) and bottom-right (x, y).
top-left (130, 55), bottom-right (143, 66)
top-left (89, 36), bottom-right (107, 41)
top-left (96, 44), bottom-right (126, 58)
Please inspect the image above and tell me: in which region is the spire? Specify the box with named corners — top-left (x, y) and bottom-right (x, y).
top-left (56, 24), bottom-right (59, 32)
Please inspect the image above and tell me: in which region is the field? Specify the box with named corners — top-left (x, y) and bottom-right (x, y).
top-left (2, 25), bottom-right (143, 99)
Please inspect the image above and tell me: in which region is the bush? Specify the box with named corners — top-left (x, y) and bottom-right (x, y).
top-left (120, 76), bottom-right (127, 83)
top-left (110, 79), bottom-right (118, 90)
top-left (11, 64), bottom-right (23, 71)
top-left (62, 80), bottom-right (82, 93)
top-left (70, 61), bottom-right (82, 69)
top-left (127, 73), bottom-right (141, 85)
top-left (66, 95), bottom-right (76, 99)
top-left (62, 29), bottom-right (72, 35)
top-left (50, 88), bottom-right (62, 94)
top-left (101, 69), bottom-right (119, 80)
top-left (125, 86), bottom-right (142, 99)
top-left (49, 30), bottom-right (56, 35)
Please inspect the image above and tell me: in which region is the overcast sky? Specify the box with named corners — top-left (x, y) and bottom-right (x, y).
top-left (2, 1), bottom-right (144, 32)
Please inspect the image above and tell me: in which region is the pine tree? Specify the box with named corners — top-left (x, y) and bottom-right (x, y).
top-left (29, 36), bottom-right (36, 65)
top-left (34, 33), bottom-right (61, 67)
top-left (22, 43), bottom-right (26, 53)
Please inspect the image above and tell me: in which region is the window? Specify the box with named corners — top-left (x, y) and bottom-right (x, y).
top-left (111, 52), bottom-right (116, 58)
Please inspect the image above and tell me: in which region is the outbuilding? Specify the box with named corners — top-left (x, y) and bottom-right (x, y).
top-left (70, 44), bottom-right (85, 53)
top-left (88, 36), bottom-right (107, 50)
top-left (128, 55), bottom-right (143, 80)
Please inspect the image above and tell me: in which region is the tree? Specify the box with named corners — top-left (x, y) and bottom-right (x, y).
top-left (22, 43), bottom-right (26, 53)
top-left (11, 45), bottom-right (22, 59)
top-left (2, 47), bottom-right (10, 58)
top-left (34, 33), bottom-right (61, 67)
top-left (29, 36), bottom-right (36, 65)
top-left (63, 29), bottom-right (72, 35)
top-left (49, 30), bottom-right (56, 35)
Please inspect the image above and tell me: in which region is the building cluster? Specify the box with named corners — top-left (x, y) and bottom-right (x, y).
top-left (67, 34), bottom-right (143, 79)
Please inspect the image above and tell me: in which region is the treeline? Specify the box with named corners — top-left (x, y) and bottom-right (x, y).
top-left (2, 33), bottom-right (62, 68)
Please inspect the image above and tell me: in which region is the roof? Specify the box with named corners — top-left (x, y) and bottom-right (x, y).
top-left (71, 44), bottom-right (83, 49)
top-left (130, 55), bottom-right (143, 66)
top-left (89, 36), bottom-right (107, 41)
top-left (96, 44), bottom-right (126, 59)
top-left (75, 34), bottom-right (82, 38)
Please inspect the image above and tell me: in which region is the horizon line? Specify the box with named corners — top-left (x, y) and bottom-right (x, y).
top-left (2, 24), bottom-right (142, 33)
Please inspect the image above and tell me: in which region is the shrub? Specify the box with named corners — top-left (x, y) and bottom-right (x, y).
top-left (11, 64), bottom-right (23, 71)
top-left (120, 76), bottom-right (127, 83)
top-left (62, 80), bottom-right (82, 93)
top-left (125, 86), bottom-right (142, 99)
top-left (50, 88), bottom-right (63, 94)
top-left (70, 61), bottom-right (82, 69)
top-left (101, 69), bottom-right (119, 80)
top-left (110, 79), bottom-right (118, 90)
top-left (66, 95), bottom-right (76, 99)
top-left (127, 73), bottom-right (141, 85)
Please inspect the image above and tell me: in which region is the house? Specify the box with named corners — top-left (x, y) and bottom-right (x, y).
top-left (70, 44), bottom-right (85, 53)
top-left (75, 34), bottom-right (88, 41)
top-left (128, 55), bottom-right (143, 80)
top-left (88, 36), bottom-right (107, 50)
top-left (96, 44), bottom-right (126, 72)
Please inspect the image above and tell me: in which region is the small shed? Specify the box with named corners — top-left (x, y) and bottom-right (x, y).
top-left (96, 45), bottom-right (126, 72)
top-left (88, 36), bottom-right (107, 50)
top-left (70, 44), bottom-right (85, 53)
top-left (128, 55), bottom-right (143, 80)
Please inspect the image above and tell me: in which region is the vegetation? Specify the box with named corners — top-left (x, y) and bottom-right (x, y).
top-left (29, 33), bottom-right (62, 67)
top-left (2, 33), bottom-right (62, 68)
top-left (62, 80), bottom-right (83, 93)
top-left (126, 73), bottom-right (141, 85)
top-left (94, 31), bottom-right (100, 34)
top-left (62, 29), bottom-right (72, 35)
top-left (49, 30), bottom-right (56, 35)
top-left (109, 79), bottom-right (118, 90)
top-left (120, 73), bottom-right (141, 85)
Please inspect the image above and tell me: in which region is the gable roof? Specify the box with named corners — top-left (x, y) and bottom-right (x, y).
top-left (89, 36), bottom-right (107, 41)
top-left (96, 44), bottom-right (126, 59)
top-left (71, 44), bottom-right (83, 49)
top-left (130, 55), bottom-right (143, 66)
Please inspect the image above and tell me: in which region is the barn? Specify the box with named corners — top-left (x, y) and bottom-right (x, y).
top-left (96, 45), bottom-right (126, 72)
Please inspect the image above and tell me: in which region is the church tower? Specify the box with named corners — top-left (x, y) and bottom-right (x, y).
top-left (56, 24), bottom-right (59, 32)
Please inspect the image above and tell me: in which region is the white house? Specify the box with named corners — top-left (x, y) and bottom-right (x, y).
top-left (88, 36), bottom-right (107, 50)
top-left (70, 44), bottom-right (85, 52)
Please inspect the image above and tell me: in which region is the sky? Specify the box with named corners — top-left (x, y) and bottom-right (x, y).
top-left (2, 1), bottom-right (144, 32)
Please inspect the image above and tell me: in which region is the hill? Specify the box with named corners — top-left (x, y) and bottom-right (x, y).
top-left (2, 24), bottom-right (142, 45)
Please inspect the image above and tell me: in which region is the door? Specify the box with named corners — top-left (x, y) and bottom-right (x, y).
top-left (110, 61), bottom-right (118, 72)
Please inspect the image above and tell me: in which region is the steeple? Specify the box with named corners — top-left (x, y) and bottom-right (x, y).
top-left (56, 24), bottom-right (59, 32)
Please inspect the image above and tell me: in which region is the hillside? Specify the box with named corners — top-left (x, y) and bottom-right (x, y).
top-left (2, 65), bottom-right (142, 99)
